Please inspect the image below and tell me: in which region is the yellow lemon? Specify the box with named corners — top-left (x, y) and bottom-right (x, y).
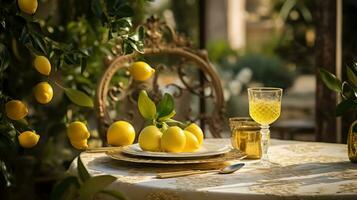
top-left (34, 82), bottom-right (53, 104)
top-left (18, 131), bottom-right (40, 148)
top-left (5, 100), bottom-right (28, 120)
top-left (18, 0), bottom-right (38, 15)
top-left (161, 126), bottom-right (186, 153)
top-left (34, 56), bottom-right (51, 76)
top-left (184, 123), bottom-right (204, 145)
top-left (138, 125), bottom-right (162, 152)
top-left (107, 121), bottom-right (135, 146)
top-left (183, 130), bottom-right (200, 152)
top-left (129, 61), bottom-right (155, 81)
top-left (70, 139), bottom-right (88, 150)
top-left (67, 121), bottom-right (90, 141)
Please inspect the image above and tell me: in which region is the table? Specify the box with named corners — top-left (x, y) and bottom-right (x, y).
top-left (68, 139), bottom-right (357, 200)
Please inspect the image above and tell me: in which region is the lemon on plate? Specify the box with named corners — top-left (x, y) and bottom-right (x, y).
top-left (184, 123), bottom-right (204, 145)
top-left (67, 121), bottom-right (90, 141)
top-left (129, 61), bottom-right (155, 81)
top-left (107, 121), bottom-right (135, 146)
top-left (138, 125), bottom-right (162, 152)
top-left (34, 56), bottom-right (51, 76)
top-left (183, 130), bottom-right (200, 152)
top-left (5, 100), bottom-right (28, 120)
top-left (161, 126), bottom-right (186, 153)
top-left (18, 0), bottom-right (38, 15)
top-left (18, 131), bottom-right (40, 148)
top-left (33, 82), bottom-right (53, 104)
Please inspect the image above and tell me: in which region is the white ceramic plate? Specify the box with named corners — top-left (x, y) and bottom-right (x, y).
top-left (121, 141), bottom-right (232, 158)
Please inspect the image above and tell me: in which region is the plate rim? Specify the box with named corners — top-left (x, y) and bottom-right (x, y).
top-left (121, 141), bottom-right (232, 158)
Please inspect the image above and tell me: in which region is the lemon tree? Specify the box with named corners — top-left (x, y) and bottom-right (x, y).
top-left (0, 0), bottom-right (148, 199)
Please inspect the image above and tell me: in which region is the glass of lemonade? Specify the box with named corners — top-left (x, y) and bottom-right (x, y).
top-left (248, 87), bottom-right (282, 166)
top-left (229, 117), bottom-right (262, 159)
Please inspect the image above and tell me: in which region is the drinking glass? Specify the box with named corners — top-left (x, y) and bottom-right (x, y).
top-left (248, 87), bottom-right (282, 166)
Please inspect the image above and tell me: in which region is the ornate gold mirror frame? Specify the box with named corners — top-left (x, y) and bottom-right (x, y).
top-left (96, 17), bottom-right (226, 140)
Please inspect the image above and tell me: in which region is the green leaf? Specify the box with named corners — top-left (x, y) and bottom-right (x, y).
top-left (91, 0), bottom-right (103, 17)
top-left (138, 90), bottom-right (156, 119)
top-left (30, 33), bottom-right (47, 55)
top-left (342, 82), bottom-right (356, 100)
top-left (79, 175), bottom-right (116, 200)
top-left (80, 57), bottom-right (87, 74)
top-left (158, 110), bottom-right (176, 121)
top-left (335, 98), bottom-right (355, 116)
top-left (0, 43), bottom-right (10, 72)
top-left (77, 156), bottom-right (90, 182)
top-left (64, 88), bottom-right (94, 108)
top-left (50, 176), bottom-right (80, 200)
top-left (157, 93), bottom-right (174, 118)
top-left (347, 66), bottom-right (357, 89)
top-left (319, 68), bottom-right (342, 92)
top-left (100, 190), bottom-right (126, 200)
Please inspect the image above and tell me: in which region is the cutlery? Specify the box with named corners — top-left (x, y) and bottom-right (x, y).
top-left (156, 163), bottom-right (245, 179)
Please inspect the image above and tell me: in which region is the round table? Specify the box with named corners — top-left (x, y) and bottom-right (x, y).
top-left (69, 139), bottom-right (357, 200)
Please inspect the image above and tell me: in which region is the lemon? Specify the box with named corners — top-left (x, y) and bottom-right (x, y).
top-left (34, 82), bottom-right (53, 104)
top-left (5, 100), bottom-right (28, 120)
top-left (183, 130), bottom-right (200, 152)
top-left (18, 131), bottom-right (40, 148)
top-left (107, 121), bottom-right (135, 146)
top-left (67, 121), bottom-right (90, 141)
top-left (129, 61), bottom-right (155, 81)
top-left (18, 0), bottom-right (38, 15)
top-left (34, 56), bottom-right (51, 76)
top-left (184, 123), bottom-right (204, 145)
top-left (138, 125), bottom-right (162, 152)
top-left (161, 126), bottom-right (186, 153)
top-left (70, 139), bottom-right (88, 150)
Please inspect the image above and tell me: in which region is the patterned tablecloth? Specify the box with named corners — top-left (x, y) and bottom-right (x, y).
top-left (68, 139), bottom-right (357, 200)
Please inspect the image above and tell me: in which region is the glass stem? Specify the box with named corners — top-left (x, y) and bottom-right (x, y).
top-left (260, 125), bottom-right (270, 164)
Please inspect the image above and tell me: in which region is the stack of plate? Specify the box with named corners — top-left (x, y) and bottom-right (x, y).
top-left (106, 141), bottom-right (246, 165)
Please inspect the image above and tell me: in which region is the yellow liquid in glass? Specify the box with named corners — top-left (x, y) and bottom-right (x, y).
top-left (231, 129), bottom-right (262, 159)
top-left (249, 100), bottom-right (281, 125)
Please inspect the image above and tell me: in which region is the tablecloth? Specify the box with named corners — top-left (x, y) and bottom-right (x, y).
top-left (68, 139), bottom-right (357, 200)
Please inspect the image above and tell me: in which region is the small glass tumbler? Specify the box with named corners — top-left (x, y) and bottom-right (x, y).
top-left (229, 117), bottom-right (262, 159)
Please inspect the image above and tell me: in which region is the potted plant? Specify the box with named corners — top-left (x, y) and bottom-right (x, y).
top-left (319, 64), bottom-right (357, 163)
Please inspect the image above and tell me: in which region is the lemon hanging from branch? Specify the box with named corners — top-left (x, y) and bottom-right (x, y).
top-left (18, 131), bottom-right (40, 148)
top-left (33, 82), bottom-right (53, 104)
top-left (5, 100), bottom-right (28, 121)
top-left (129, 61), bottom-right (155, 81)
top-left (34, 56), bottom-right (51, 76)
top-left (18, 0), bottom-right (38, 15)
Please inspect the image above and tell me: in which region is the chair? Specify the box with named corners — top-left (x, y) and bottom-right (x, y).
top-left (95, 17), bottom-right (226, 142)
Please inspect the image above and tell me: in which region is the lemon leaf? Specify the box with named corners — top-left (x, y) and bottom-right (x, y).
top-left (77, 156), bottom-right (90, 182)
top-left (347, 66), bottom-right (357, 89)
top-left (78, 175), bottom-right (116, 200)
top-left (319, 68), bottom-right (342, 92)
top-left (138, 90), bottom-right (156, 119)
top-left (64, 88), bottom-right (94, 108)
top-left (158, 110), bottom-right (176, 121)
top-left (50, 176), bottom-right (79, 200)
top-left (157, 93), bottom-right (174, 118)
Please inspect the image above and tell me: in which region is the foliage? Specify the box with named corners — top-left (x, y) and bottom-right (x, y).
top-left (319, 64), bottom-right (357, 117)
top-left (274, 0), bottom-right (316, 74)
top-left (0, 0), bottom-right (148, 199)
top-left (138, 90), bottom-right (185, 130)
top-left (51, 156), bottom-right (125, 200)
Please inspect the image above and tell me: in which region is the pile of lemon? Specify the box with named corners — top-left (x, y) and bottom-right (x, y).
top-left (106, 121), bottom-right (204, 153)
top-left (139, 123), bottom-right (203, 153)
